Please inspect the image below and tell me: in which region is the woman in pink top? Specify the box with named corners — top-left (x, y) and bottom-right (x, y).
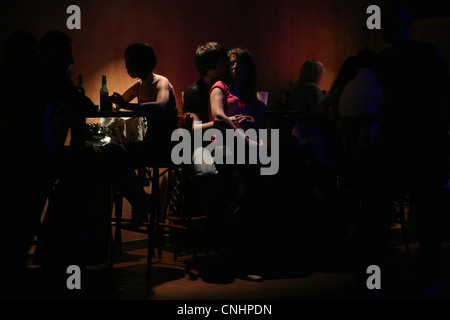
top-left (209, 48), bottom-right (266, 143)
top-left (208, 48), bottom-right (270, 281)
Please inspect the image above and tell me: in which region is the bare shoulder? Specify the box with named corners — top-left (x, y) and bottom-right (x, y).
top-left (210, 86), bottom-right (225, 97)
top-left (153, 73), bottom-right (170, 86)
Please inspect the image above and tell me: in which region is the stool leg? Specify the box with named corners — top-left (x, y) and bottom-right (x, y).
top-left (113, 191), bottom-right (124, 258)
top-left (151, 167), bottom-right (163, 259)
top-left (399, 199), bottom-right (411, 256)
top-left (146, 224), bottom-right (153, 290)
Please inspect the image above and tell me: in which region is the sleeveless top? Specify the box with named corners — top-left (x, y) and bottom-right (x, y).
top-left (138, 77), bottom-right (180, 156)
top-left (208, 80), bottom-right (254, 124)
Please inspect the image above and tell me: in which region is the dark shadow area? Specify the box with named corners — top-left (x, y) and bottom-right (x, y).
top-left (183, 254), bottom-right (235, 285)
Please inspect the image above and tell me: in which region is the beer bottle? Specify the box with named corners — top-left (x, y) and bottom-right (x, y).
top-left (77, 74), bottom-right (85, 95)
top-left (100, 75), bottom-right (112, 111)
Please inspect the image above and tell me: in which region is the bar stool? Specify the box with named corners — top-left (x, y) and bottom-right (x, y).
top-left (392, 193), bottom-right (411, 256)
top-left (109, 161), bottom-right (176, 290)
top-left (157, 114), bottom-right (209, 261)
top-left (158, 164), bottom-right (208, 261)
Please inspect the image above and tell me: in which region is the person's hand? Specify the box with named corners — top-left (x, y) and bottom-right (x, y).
top-left (109, 92), bottom-right (127, 110)
top-left (229, 115), bottom-right (238, 122)
top-left (234, 114), bottom-right (255, 125)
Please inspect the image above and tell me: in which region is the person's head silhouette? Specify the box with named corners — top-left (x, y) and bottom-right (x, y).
top-left (3, 30), bottom-right (37, 67)
top-left (381, 2), bottom-right (414, 45)
top-left (38, 30), bottom-right (74, 72)
top-left (124, 43), bottom-right (156, 80)
top-left (298, 59), bottom-right (325, 86)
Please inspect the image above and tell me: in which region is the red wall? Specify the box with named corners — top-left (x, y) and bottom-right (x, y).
top-left (1, 0), bottom-right (372, 108)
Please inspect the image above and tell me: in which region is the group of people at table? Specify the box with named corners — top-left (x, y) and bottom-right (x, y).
top-left (102, 41), bottom-right (274, 281)
top-left (1, 28), bottom-right (277, 290)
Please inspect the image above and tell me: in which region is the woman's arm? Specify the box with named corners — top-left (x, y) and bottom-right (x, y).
top-left (210, 87), bottom-right (261, 147)
top-left (135, 76), bottom-right (170, 113)
top-left (121, 81), bottom-right (139, 103)
top-left (232, 99), bottom-right (266, 129)
top-left (210, 87), bottom-right (239, 130)
top-left (111, 76), bottom-right (171, 114)
top-left (110, 81), bottom-right (138, 110)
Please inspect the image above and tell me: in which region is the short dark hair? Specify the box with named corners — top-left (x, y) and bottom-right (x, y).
top-left (125, 43), bottom-right (156, 79)
top-left (194, 42), bottom-right (227, 77)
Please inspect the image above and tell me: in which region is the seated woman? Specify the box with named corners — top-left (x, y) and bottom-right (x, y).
top-left (109, 43), bottom-right (179, 225)
top-left (208, 47), bottom-right (270, 281)
top-left (287, 59), bottom-right (327, 161)
top-left (109, 43), bottom-right (179, 165)
top-left (287, 59), bottom-right (326, 115)
top-left (314, 56), bottom-right (358, 160)
top-left (209, 48), bottom-right (266, 146)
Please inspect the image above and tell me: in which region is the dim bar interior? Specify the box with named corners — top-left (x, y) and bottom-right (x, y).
top-left (0, 0), bottom-right (450, 304)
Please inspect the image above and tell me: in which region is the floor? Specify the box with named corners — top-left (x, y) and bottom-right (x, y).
top-left (4, 177), bottom-right (450, 303)
top-left (14, 221), bottom-right (450, 302)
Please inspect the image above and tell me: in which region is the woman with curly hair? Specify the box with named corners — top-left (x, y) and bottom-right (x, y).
top-left (208, 48), bottom-right (271, 282)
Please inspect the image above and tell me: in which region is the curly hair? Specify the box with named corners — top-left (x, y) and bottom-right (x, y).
top-left (228, 47), bottom-right (257, 103)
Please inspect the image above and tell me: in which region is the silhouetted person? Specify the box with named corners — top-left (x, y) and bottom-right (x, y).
top-left (339, 49), bottom-right (380, 151)
top-left (0, 30), bottom-right (38, 298)
top-left (183, 42), bottom-right (228, 173)
top-left (182, 42), bottom-right (228, 251)
top-left (109, 43), bottom-right (179, 164)
top-left (184, 42), bottom-right (228, 131)
top-left (356, 2), bottom-right (450, 297)
top-left (209, 47), bottom-right (273, 281)
top-left (0, 30), bottom-right (39, 175)
top-left (338, 49), bottom-right (381, 201)
top-left (35, 37), bottom-right (159, 285)
top-left (108, 43), bottom-right (179, 226)
top-left (288, 59), bottom-right (326, 115)
top-left (315, 56), bottom-right (358, 160)
top-left (316, 55), bottom-right (358, 121)
top-left (289, 60), bottom-right (327, 162)
top-left (30, 31), bottom-right (106, 286)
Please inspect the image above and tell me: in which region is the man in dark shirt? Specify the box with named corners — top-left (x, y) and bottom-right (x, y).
top-left (183, 42), bottom-right (228, 131)
top-left (181, 42), bottom-right (229, 253)
top-left (182, 41), bottom-right (229, 176)
top-left (182, 78), bottom-right (210, 125)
